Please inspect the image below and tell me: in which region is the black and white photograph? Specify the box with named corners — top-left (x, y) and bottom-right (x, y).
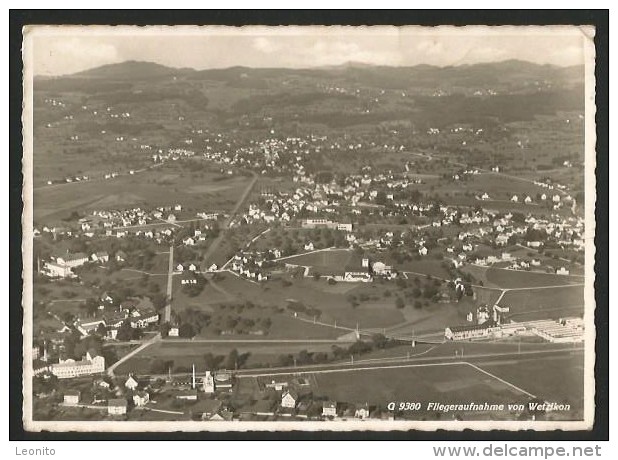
top-left (20, 23), bottom-right (598, 433)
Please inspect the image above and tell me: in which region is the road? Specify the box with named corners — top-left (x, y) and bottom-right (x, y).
top-left (162, 338), bottom-right (358, 344)
top-left (139, 344), bottom-right (583, 381)
top-left (164, 245), bottom-right (174, 323)
top-left (201, 172), bottom-right (258, 267)
top-left (106, 332), bottom-right (161, 377)
top-left (34, 160), bottom-right (165, 191)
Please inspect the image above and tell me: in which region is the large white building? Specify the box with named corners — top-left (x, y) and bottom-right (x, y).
top-left (50, 351), bottom-right (105, 379)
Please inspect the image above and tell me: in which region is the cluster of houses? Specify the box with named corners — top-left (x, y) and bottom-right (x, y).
top-left (35, 205), bottom-right (223, 248)
top-left (229, 253), bottom-right (270, 282)
top-left (74, 297), bottom-right (160, 340)
top-left (41, 250), bottom-right (128, 279)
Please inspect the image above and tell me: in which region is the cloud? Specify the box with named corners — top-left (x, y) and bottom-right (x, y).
top-left (35, 37), bottom-right (120, 75)
top-left (416, 39), bottom-right (445, 55)
top-left (548, 44), bottom-right (584, 66)
top-left (252, 37), bottom-right (280, 54)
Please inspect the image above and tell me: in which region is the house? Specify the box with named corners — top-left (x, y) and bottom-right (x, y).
top-left (91, 252), bottom-right (110, 263)
top-left (96, 379), bottom-right (111, 389)
top-left (175, 389), bottom-right (198, 401)
top-left (108, 399), bottom-right (127, 415)
top-left (132, 391), bottom-right (150, 407)
top-left (337, 223), bottom-right (353, 232)
top-left (281, 390), bottom-right (298, 409)
top-left (56, 252), bottom-right (89, 268)
top-left (169, 327), bottom-right (179, 337)
top-left (203, 371), bottom-right (215, 393)
top-left (124, 375), bottom-right (139, 391)
top-left (418, 246), bottom-right (428, 256)
top-left (208, 263), bottom-right (218, 272)
top-left (207, 410), bottom-right (233, 421)
top-left (322, 401), bottom-right (337, 417)
top-left (196, 399), bottom-right (223, 419)
top-left (344, 271), bottom-right (372, 283)
top-left (304, 242), bottom-right (314, 251)
top-left (371, 261), bottom-right (392, 276)
top-left (50, 350), bottom-right (105, 379)
top-left (176, 264), bottom-right (184, 272)
top-left (188, 263), bottom-right (197, 272)
top-left (43, 262), bottom-right (73, 279)
top-left (63, 390), bottom-right (80, 405)
top-left (75, 318), bottom-right (106, 336)
top-left (214, 371), bottom-right (233, 390)
top-left (183, 237), bottom-right (196, 246)
top-left (355, 403), bottom-right (371, 420)
top-left (444, 322), bottom-right (499, 341)
top-left (115, 251), bottom-right (127, 263)
top-left (556, 267), bottom-right (570, 275)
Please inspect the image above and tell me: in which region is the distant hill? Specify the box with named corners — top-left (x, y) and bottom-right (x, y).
top-left (72, 60), bottom-right (193, 80)
top-left (61, 59), bottom-right (583, 88)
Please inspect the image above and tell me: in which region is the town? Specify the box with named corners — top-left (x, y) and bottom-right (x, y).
top-left (30, 57), bottom-right (587, 424)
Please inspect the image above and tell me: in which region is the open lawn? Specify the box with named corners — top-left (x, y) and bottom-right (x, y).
top-left (485, 268), bottom-right (584, 289)
top-left (33, 164), bottom-right (250, 222)
top-left (114, 340), bottom-right (342, 375)
top-left (194, 274), bottom-right (408, 330)
top-left (312, 362), bottom-right (530, 419)
top-left (396, 259), bottom-right (452, 279)
top-left (481, 351), bottom-right (584, 419)
top-left (281, 249), bottom-right (354, 273)
top-left (499, 285), bottom-right (585, 319)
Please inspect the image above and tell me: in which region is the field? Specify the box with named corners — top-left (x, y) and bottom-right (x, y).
top-left (462, 265), bottom-right (584, 290)
top-left (186, 273), bottom-right (408, 330)
top-left (499, 285), bottom-right (585, 320)
top-left (396, 259), bottom-right (452, 279)
top-left (481, 351), bottom-right (585, 419)
top-left (485, 268), bottom-right (584, 289)
top-left (114, 340), bottom-right (343, 375)
top-left (311, 362), bottom-right (530, 419)
top-left (280, 249), bottom-right (355, 274)
top-left (33, 163), bottom-right (250, 222)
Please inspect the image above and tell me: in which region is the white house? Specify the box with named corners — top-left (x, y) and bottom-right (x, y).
top-left (322, 401), bottom-right (337, 417)
top-left (63, 390), bottom-right (80, 405)
top-left (281, 390), bottom-right (298, 409)
top-left (108, 399), bottom-right (127, 415)
top-left (125, 375), bottom-right (139, 391)
top-left (132, 391), bottom-right (150, 407)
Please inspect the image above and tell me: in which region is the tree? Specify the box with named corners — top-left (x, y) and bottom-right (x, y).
top-left (159, 322), bottom-right (171, 338)
top-left (116, 320), bottom-right (135, 341)
top-left (96, 322), bottom-right (108, 337)
top-left (203, 353), bottom-right (224, 371)
top-left (371, 334), bottom-right (388, 349)
top-left (395, 297), bottom-right (405, 309)
top-left (178, 323), bottom-right (195, 338)
top-left (225, 349), bottom-right (239, 370)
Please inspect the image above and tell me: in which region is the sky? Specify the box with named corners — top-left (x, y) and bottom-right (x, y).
top-left (26, 26), bottom-right (590, 76)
